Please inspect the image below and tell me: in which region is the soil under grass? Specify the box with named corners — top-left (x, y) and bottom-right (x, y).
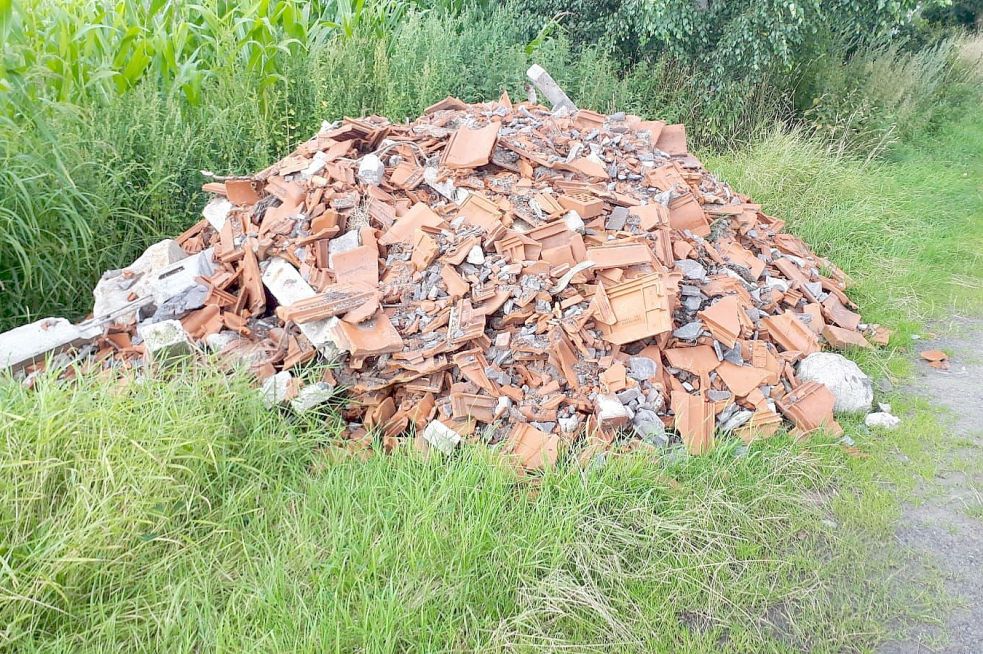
top-left (1, 103), bottom-right (981, 652)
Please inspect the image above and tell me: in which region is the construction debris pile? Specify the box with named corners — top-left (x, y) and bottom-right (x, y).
top-left (0, 69), bottom-right (893, 468)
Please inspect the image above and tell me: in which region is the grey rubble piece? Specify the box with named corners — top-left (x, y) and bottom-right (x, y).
top-left (865, 411), bottom-right (901, 430)
top-left (526, 64), bottom-right (577, 113)
top-left (149, 248), bottom-right (217, 319)
top-left (423, 419), bottom-right (462, 455)
top-left (357, 154), bottom-right (385, 186)
top-left (261, 370), bottom-right (294, 408)
top-left (137, 319), bottom-right (193, 362)
top-left (202, 197), bottom-right (232, 230)
top-left (290, 382), bottom-right (334, 413)
top-left (261, 258), bottom-right (339, 358)
top-left (796, 351), bottom-right (873, 414)
top-left (0, 317), bottom-right (103, 372)
top-left (92, 239), bottom-right (188, 323)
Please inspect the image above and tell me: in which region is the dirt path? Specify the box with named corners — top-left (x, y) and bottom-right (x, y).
top-left (878, 316), bottom-right (983, 653)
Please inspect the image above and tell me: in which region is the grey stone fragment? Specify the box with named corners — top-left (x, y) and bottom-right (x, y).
top-left (606, 206), bottom-right (629, 231)
top-left (628, 356), bottom-right (659, 381)
top-left (675, 259), bottom-right (707, 281)
top-left (357, 154), bottom-right (385, 186)
top-left (804, 281), bottom-right (823, 298)
top-left (423, 419), bottom-right (462, 455)
top-left (720, 409), bottom-right (753, 432)
top-left (290, 382), bottom-right (334, 413)
top-left (796, 352), bottom-right (873, 414)
top-left (261, 371), bottom-right (294, 408)
top-left (633, 408), bottom-right (667, 446)
top-left (865, 412), bottom-right (901, 430)
top-left (616, 388), bottom-right (641, 404)
top-left (684, 296), bottom-right (703, 311)
top-left (707, 389), bottom-right (732, 402)
top-left (673, 321), bottom-right (703, 341)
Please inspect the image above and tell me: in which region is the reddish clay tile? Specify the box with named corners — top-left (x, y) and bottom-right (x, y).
top-left (919, 349), bottom-right (949, 369)
top-left (333, 245), bottom-right (379, 287)
top-left (586, 242), bottom-right (653, 269)
top-left (777, 381), bottom-right (842, 438)
top-left (668, 194), bottom-right (709, 237)
top-left (378, 203), bottom-right (444, 246)
top-left (697, 295), bottom-right (746, 348)
top-left (443, 123), bottom-right (500, 169)
top-left (821, 294), bottom-right (861, 331)
top-left (506, 423), bottom-right (561, 470)
top-left (761, 311), bottom-right (819, 357)
top-left (655, 124), bottom-right (687, 155)
top-left (822, 324), bottom-right (871, 349)
top-left (329, 309), bottom-right (403, 357)
top-left (597, 274), bottom-right (672, 344)
top-left (716, 361), bottom-right (769, 397)
top-left (225, 179), bottom-right (261, 205)
top-left (671, 390), bottom-right (714, 454)
top-left (459, 193), bottom-right (503, 232)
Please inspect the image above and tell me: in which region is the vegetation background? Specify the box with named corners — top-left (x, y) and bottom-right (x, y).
top-left (0, 0), bottom-right (978, 330)
top-left (1, 0), bottom-right (982, 651)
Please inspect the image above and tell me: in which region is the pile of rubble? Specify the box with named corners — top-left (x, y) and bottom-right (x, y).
top-left (0, 67), bottom-right (892, 468)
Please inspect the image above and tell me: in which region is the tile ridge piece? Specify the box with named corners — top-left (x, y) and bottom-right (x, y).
top-left (597, 273), bottom-right (672, 345)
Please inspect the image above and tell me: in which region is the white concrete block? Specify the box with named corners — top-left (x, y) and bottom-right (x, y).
top-left (0, 317), bottom-right (101, 372)
top-left (93, 239), bottom-right (188, 322)
top-left (149, 248), bottom-right (216, 307)
top-left (261, 258), bottom-right (339, 358)
top-left (423, 419), bottom-right (462, 455)
top-left (137, 320), bottom-right (193, 362)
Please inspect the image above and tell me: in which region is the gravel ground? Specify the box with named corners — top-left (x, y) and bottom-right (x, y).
top-left (878, 316), bottom-right (983, 653)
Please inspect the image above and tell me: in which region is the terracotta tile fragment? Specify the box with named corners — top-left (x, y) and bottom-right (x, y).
top-left (671, 391), bottom-right (714, 454)
top-left (597, 274), bottom-right (672, 344)
top-left (443, 123), bottom-right (500, 169)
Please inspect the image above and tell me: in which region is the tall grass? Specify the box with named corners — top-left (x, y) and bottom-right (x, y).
top-left (0, 2), bottom-right (977, 331)
top-left (0, 363), bottom-right (884, 652)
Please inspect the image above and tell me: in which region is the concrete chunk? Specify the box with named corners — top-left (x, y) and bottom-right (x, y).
top-left (423, 419), bottom-right (462, 455)
top-left (137, 319), bottom-right (193, 362)
top-left (262, 258), bottom-right (339, 358)
top-left (527, 64), bottom-right (577, 113)
top-left (93, 239), bottom-right (188, 323)
top-left (260, 371), bottom-right (294, 408)
top-left (202, 197), bottom-right (232, 230)
top-left (0, 317), bottom-right (101, 372)
top-left (289, 382), bottom-right (334, 413)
